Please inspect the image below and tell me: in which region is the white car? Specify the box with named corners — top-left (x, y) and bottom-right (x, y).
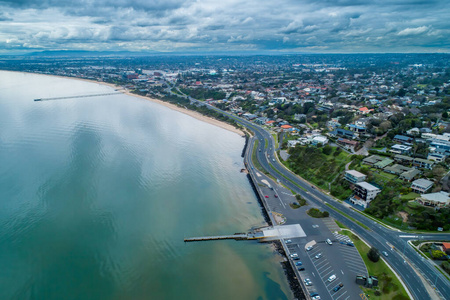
top-left (382, 251), bottom-right (389, 257)
top-left (304, 278), bottom-right (312, 286)
top-left (328, 274), bottom-right (337, 282)
top-left (326, 239), bottom-right (332, 245)
top-left (315, 253), bottom-right (322, 259)
top-left (290, 253), bottom-right (298, 258)
top-left (306, 246), bottom-right (313, 251)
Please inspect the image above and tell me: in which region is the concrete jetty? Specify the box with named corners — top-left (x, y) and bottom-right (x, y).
top-left (34, 92), bottom-right (122, 101)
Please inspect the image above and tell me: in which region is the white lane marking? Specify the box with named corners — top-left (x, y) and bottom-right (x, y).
top-left (341, 270), bottom-right (344, 275)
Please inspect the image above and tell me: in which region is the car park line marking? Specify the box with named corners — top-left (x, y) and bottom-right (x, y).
top-left (335, 290), bottom-right (348, 300)
top-left (341, 270), bottom-right (344, 275)
top-left (318, 265), bottom-right (332, 275)
top-left (312, 272), bottom-right (316, 277)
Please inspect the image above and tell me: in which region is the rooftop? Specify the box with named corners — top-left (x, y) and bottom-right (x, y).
top-left (419, 191), bottom-right (449, 204)
top-left (356, 181), bottom-right (380, 191)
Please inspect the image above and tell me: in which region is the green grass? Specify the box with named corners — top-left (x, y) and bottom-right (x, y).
top-left (341, 232), bottom-right (410, 300)
top-left (272, 133), bottom-right (279, 149)
top-left (435, 265), bottom-right (450, 282)
top-left (251, 140), bottom-right (265, 173)
top-left (335, 220), bottom-right (348, 229)
top-left (325, 203), bottom-right (371, 230)
top-left (400, 192), bottom-right (419, 201)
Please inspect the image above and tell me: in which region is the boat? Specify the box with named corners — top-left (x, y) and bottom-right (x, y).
top-left (34, 98), bottom-right (42, 101)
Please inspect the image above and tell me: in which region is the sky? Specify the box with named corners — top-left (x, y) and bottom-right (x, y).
top-left (0, 0), bottom-right (449, 54)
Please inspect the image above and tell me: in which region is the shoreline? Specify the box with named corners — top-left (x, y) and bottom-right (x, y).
top-left (5, 70), bottom-right (245, 137)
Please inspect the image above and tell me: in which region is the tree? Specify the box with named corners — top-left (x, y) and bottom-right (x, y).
top-left (431, 250), bottom-right (446, 259)
top-left (368, 247), bottom-right (380, 262)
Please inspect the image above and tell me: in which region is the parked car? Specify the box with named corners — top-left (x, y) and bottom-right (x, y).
top-left (328, 274), bottom-right (337, 282)
top-left (306, 246), bottom-right (313, 251)
top-left (298, 267), bottom-right (305, 271)
top-left (289, 253), bottom-right (298, 258)
top-left (285, 239), bottom-right (292, 244)
top-left (295, 261), bottom-right (303, 266)
top-left (315, 253), bottom-right (322, 259)
top-left (304, 278), bottom-right (312, 286)
top-left (333, 283), bottom-right (344, 292)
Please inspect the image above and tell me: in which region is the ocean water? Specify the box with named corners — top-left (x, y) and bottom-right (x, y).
top-left (0, 71), bottom-right (291, 300)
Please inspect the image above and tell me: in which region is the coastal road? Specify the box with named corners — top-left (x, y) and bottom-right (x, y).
top-left (183, 91), bottom-right (450, 300)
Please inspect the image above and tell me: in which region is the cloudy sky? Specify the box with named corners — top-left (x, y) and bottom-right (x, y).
top-left (0, 0), bottom-right (449, 54)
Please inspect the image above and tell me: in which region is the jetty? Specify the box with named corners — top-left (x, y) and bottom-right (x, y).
top-left (34, 92), bottom-right (122, 102)
top-left (184, 224), bottom-right (306, 243)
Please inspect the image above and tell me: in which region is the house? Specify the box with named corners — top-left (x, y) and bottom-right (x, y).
top-left (311, 136), bottom-right (328, 146)
top-left (394, 154), bottom-right (414, 165)
top-left (430, 139), bottom-right (450, 155)
top-left (337, 138), bottom-right (358, 150)
top-left (363, 155), bottom-right (384, 166)
top-left (358, 107), bottom-right (370, 114)
top-left (280, 124), bottom-right (293, 130)
top-left (427, 153), bottom-right (447, 162)
top-left (417, 191), bottom-right (449, 208)
top-left (345, 170), bottom-right (367, 184)
top-left (411, 179), bottom-right (434, 194)
top-left (399, 169), bottom-right (421, 181)
top-left (350, 182), bottom-right (381, 208)
top-left (374, 158), bottom-right (394, 169)
top-left (442, 242), bottom-right (450, 255)
top-left (412, 158), bottom-right (435, 170)
top-left (288, 140), bottom-right (301, 147)
top-left (393, 135), bottom-right (414, 145)
top-left (347, 123), bottom-right (366, 133)
top-left (390, 144), bottom-right (412, 155)
top-left (331, 128), bottom-right (355, 139)
top-left (407, 128), bottom-right (420, 136)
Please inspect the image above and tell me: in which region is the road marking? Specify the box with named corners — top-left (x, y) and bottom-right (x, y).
top-left (335, 290), bottom-right (348, 300)
top-left (312, 272), bottom-right (315, 277)
top-left (398, 235), bottom-right (418, 238)
top-left (341, 270), bottom-right (344, 275)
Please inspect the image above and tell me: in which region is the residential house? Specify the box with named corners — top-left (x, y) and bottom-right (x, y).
top-left (427, 153), bottom-right (447, 162)
top-left (417, 191), bottom-right (449, 208)
top-left (390, 144), bottom-right (412, 155)
top-left (393, 135), bottom-right (414, 145)
top-left (350, 182), bottom-right (381, 208)
top-left (399, 169), bottom-right (421, 181)
top-left (394, 154), bottom-right (414, 165)
top-left (311, 136), bottom-right (328, 146)
top-left (363, 155), bottom-right (384, 166)
top-left (344, 170), bottom-right (367, 184)
top-left (412, 158), bottom-right (435, 170)
top-left (331, 128), bottom-right (355, 139)
top-left (411, 179), bottom-right (434, 194)
top-left (337, 138), bottom-right (358, 150)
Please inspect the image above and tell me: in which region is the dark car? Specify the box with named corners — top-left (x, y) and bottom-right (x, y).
top-left (333, 283), bottom-right (344, 292)
top-left (298, 267), bottom-right (305, 271)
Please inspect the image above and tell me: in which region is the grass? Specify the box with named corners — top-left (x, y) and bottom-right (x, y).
top-left (251, 140), bottom-right (265, 173)
top-left (289, 203), bottom-right (301, 209)
top-left (400, 192), bottom-right (420, 201)
top-left (341, 231), bottom-right (410, 300)
top-left (272, 133), bottom-right (279, 149)
top-left (335, 220), bottom-right (348, 229)
top-left (435, 265), bottom-right (450, 282)
top-left (325, 203), bottom-right (371, 230)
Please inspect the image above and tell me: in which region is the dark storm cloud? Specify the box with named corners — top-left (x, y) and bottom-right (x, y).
top-left (0, 0), bottom-right (449, 53)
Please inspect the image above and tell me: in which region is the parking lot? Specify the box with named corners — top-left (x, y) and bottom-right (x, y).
top-left (333, 232), bottom-right (368, 277)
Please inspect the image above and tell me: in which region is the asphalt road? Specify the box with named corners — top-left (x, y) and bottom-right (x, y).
top-left (183, 93), bottom-right (450, 300)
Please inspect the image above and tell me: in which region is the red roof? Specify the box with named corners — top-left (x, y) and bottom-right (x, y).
top-left (359, 107), bottom-right (369, 111)
top-left (281, 125), bottom-right (293, 129)
top-left (266, 120), bottom-right (275, 124)
top-left (443, 242), bottom-right (450, 250)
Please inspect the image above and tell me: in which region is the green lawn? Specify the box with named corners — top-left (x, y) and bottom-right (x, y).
top-left (400, 192), bottom-right (419, 201)
top-left (341, 231), bottom-right (410, 300)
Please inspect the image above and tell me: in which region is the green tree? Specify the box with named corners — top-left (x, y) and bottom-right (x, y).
top-left (368, 247), bottom-right (380, 262)
top-left (431, 250), bottom-right (446, 259)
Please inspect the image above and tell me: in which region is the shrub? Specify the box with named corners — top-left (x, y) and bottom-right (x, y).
top-left (368, 247), bottom-right (380, 262)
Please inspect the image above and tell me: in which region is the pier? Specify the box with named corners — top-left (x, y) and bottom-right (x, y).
top-left (34, 92), bottom-right (122, 102)
top-left (184, 224), bottom-right (305, 243)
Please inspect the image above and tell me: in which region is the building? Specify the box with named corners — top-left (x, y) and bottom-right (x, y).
top-left (350, 182), bottom-right (381, 208)
top-left (331, 128), bottom-right (355, 139)
top-left (337, 138), bottom-right (358, 150)
top-left (394, 154), bottom-right (414, 165)
top-left (311, 136), bottom-right (328, 146)
top-left (344, 170), bottom-right (367, 184)
top-left (427, 153), bottom-right (447, 162)
top-left (442, 243), bottom-right (450, 255)
top-left (411, 179), bottom-right (434, 194)
top-left (399, 169), bottom-right (421, 181)
top-left (390, 144), bottom-right (412, 155)
top-left (374, 158), bottom-right (394, 169)
top-left (412, 158), bottom-right (435, 170)
top-left (362, 155), bottom-right (384, 166)
top-left (393, 135), bottom-right (414, 145)
top-left (417, 191), bottom-right (449, 208)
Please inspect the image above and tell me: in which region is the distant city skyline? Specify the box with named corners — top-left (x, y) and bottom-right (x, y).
top-left (0, 0), bottom-right (449, 54)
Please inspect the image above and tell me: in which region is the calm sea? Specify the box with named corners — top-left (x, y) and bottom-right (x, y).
top-left (0, 71), bottom-right (291, 300)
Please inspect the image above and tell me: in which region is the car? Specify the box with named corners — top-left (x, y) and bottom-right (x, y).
top-left (274, 194), bottom-right (278, 198)
top-left (382, 251), bottom-right (389, 257)
top-left (285, 239), bottom-right (292, 244)
top-left (304, 278), bottom-right (312, 286)
top-left (328, 274), bottom-right (337, 282)
top-left (295, 261), bottom-right (302, 266)
top-left (306, 246), bottom-right (313, 251)
top-left (315, 253), bottom-right (322, 259)
top-left (333, 283), bottom-right (344, 292)
top-left (293, 256), bottom-right (300, 260)
top-left (326, 239), bottom-right (332, 245)
top-left (290, 253), bottom-right (298, 259)
top-left (265, 195), bottom-right (269, 198)
top-left (298, 267), bottom-right (305, 271)
top-left (259, 149), bottom-right (261, 152)
top-left (347, 242), bottom-right (354, 247)
top-left (272, 159), bottom-right (275, 162)
top-left (310, 292), bottom-right (321, 299)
